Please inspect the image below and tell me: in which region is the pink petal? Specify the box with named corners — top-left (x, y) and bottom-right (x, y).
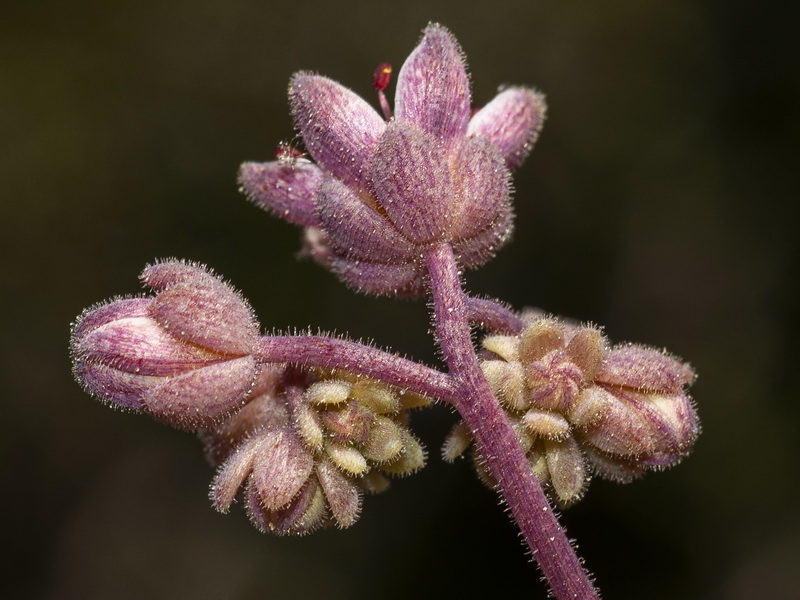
top-left (140, 260), bottom-right (221, 292)
top-left (395, 24), bottom-right (471, 146)
top-left (250, 429), bottom-right (314, 510)
top-left (369, 121), bottom-right (453, 243)
top-left (211, 436), bottom-right (263, 512)
top-left (238, 160), bottom-right (323, 227)
top-left (202, 384), bottom-right (290, 467)
top-left (579, 386), bottom-right (657, 457)
top-left (150, 280), bottom-right (258, 356)
top-left (289, 73), bottom-right (386, 189)
top-left (612, 389), bottom-right (699, 467)
top-left (316, 458), bottom-right (361, 528)
top-left (595, 344), bottom-right (695, 393)
top-left (315, 176), bottom-right (416, 261)
top-left (144, 356), bottom-right (257, 430)
top-left (468, 87), bottom-right (546, 170)
top-left (330, 256), bottom-right (423, 297)
top-left (449, 135), bottom-right (511, 239)
top-left (73, 361), bottom-right (157, 410)
top-left (250, 478), bottom-right (326, 535)
top-left (451, 205), bottom-right (513, 269)
top-left (79, 316), bottom-right (220, 376)
top-left (582, 445), bottom-right (645, 483)
top-left (71, 297), bottom-right (151, 340)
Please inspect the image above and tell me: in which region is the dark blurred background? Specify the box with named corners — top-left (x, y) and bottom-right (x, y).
top-left (2, 1), bottom-right (798, 598)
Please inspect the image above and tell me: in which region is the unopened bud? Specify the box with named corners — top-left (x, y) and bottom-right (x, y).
top-left (71, 260), bottom-right (259, 430)
top-left (466, 315), bottom-right (699, 507)
top-left (306, 380), bottom-right (351, 405)
top-left (381, 430), bottom-right (426, 475)
top-left (326, 442), bottom-right (369, 475)
top-left (361, 416), bottom-right (404, 463)
top-left (442, 421), bottom-right (472, 462)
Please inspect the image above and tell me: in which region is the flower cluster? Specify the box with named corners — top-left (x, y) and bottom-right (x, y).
top-left (206, 366), bottom-right (429, 534)
top-left (239, 24), bottom-right (545, 296)
top-left (443, 315), bottom-right (699, 506)
top-left (70, 260), bottom-right (430, 535)
top-left (69, 22), bottom-right (700, 598)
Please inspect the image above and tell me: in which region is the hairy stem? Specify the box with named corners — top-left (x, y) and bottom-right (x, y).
top-left (256, 335), bottom-right (459, 402)
top-left (425, 243), bottom-right (598, 600)
top-left (465, 296), bottom-right (524, 334)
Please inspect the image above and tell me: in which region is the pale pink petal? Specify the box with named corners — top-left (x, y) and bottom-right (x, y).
top-left (316, 458), bottom-right (361, 528)
top-left (468, 87), bottom-right (546, 169)
top-left (250, 429), bottom-right (314, 510)
top-left (611, 389), bottom-right (699, 467)
top-left (369, 121), bottom-right (453, 243)
top-left (579, 386), bottom-right (657, 457)
top-left (395, 24), bottom-right (471, 146)
top-left (315, 176), bottom-right (416, 261)
top-left (238, 160), bottom-right (323, 227)
top-left (73, 361), bottom-right (158, 410)
top-left (150, 280), bottom-right (259, 356)
top-left (140, 260), bottom-right (221, 292)
top-left (582, 445), bottom-right (645, 483)
top-left (71, 297), bottom-right (151, 340)
top-left (451, 206), bottom-right (513, 269)
top-left (202, 389), bottom-right (290, 466)
top-left (290, 73), bottom-right (386, 189)
top-left (595, 344), bottom-right (695, 393)
top-left (144, 356), bottom-right (257, 430)
top-left (211, 436), bottom-right (263, 512)
top-left (449, 135), bottom-right (511, 239)
top-left (79, 316), bottom-right (220, 376)
top-left (330, 256), bottom-right (423, 297)
top-left (253, 478), bottom-right (327, 535)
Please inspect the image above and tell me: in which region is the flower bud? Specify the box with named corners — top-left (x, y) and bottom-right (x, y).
top-left (71, 260), bottom-right (260, 430)
top-left (447, 315), bottom-right (699, 507)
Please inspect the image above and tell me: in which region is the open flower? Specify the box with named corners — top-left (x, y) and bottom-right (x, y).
top-left (239, 24), bottom-right (546, 296)
top-left (208, 367), bottom-right (429, 534)
top-left (444, 316), bottom-right (699, 506)
top-left (70, 260), bottom-right (260, 430)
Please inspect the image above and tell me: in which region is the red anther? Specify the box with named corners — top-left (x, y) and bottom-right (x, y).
top-left (372, 62), bottom-right (392, 91)
top-left (274, 141), bottom-right (305, 165)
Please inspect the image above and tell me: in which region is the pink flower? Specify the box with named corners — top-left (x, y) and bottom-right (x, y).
top-left (239, 24), bottom-right (546, 296)
top-left (71, 260), bottom-right (260, 430)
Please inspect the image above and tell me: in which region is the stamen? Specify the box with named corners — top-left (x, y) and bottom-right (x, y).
top-left (372, 62), bottom-right (393, 120)
top-left (372, 62), bottom-right (392, 91)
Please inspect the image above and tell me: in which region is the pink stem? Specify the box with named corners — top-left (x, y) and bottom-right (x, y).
top-left (256, 335), bottom-right (459, 402)
top-left (465, 296), bottom-right (524, 334)
top-left (424, 243), bottom-right (599, 600)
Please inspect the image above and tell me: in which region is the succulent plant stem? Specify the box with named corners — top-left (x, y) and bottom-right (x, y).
top-left (424, 242), bottom-right (598, 600)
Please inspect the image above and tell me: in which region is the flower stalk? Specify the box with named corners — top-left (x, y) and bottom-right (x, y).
top-left (425, 243), bottom-right (599, 600)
